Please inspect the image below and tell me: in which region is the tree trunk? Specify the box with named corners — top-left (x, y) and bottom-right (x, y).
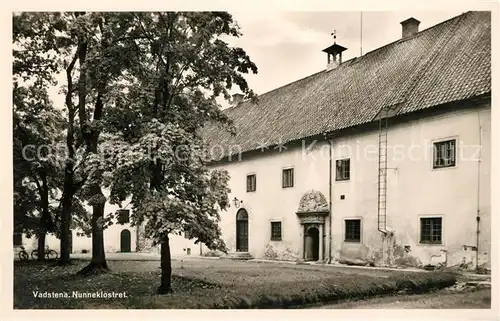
top-left (77, 188), bottom-right (109, 275)
top-left (38, 180), bottom-right (49, 262)
top-left (37, 232), bottom-right (46, 261)
top-left (59, 168), bottom-right (74, 265)
top-left (157, 235), bottom-right (172, 294)
top-left (60, 35), bottom-right (79, 267)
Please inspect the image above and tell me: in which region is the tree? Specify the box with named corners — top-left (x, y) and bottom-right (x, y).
top-left (104, 12), bottom-right (257, 293)
top-left (70, 12), bottom-right (139, 275)
top-left (13, 13), bottom-right (67, 259)
top-left (14, 12), bottom-right (136, 269)
top-left (13, 81), bottom-right (65, 259)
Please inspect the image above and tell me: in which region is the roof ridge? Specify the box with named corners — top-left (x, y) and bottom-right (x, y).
top-left (392, 12), bottom-right (468, 109)
top-left (362, 11), bottom-right (469, 58)
top-left (225, 11), bottom-right (471, 115)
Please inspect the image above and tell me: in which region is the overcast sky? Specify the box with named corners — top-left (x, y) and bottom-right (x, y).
top-left (226, 10), bottom-right (466, 96)
top-left (47, 11), bottom-right (467, 109)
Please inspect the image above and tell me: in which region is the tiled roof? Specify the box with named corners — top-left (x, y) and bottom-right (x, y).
top-left (203, 11), bottom-right (491, 157)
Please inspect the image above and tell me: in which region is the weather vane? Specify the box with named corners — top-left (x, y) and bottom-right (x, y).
top-left (331, 30), bottom-right (337, 44)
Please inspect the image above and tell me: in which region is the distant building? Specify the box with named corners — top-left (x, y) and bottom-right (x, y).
top-left (15, 197), bottom-right (207, 257)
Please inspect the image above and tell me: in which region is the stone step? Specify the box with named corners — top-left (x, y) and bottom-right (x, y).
top-left (220, 252), bottom-right (254, 260)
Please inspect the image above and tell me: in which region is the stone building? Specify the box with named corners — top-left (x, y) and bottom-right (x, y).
top-left (203, 11), bottom-right (491, 268)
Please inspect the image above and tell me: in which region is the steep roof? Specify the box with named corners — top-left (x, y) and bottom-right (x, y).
top-left (203, 11), bottom-right (491, 157)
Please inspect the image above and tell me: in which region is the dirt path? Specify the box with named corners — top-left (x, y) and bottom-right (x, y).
top-left (314, 288), bottom-right (491, 309)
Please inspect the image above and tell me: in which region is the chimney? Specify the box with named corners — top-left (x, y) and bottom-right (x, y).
top-left (231, 93), bottom-right (244, 107)
top-left (400, 17), bottom-right (420, 38)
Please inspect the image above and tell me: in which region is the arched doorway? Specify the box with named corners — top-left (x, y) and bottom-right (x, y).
top-left (120, 229), bottom-right (131, 253)
top-left (296, 190), bottom-right (329, 262)
top-left (236, 209), bottom-right (248, 252)
top-left (305, 227), bottom-right (320, 261)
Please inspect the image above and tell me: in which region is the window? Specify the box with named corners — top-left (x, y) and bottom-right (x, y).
top-left (184, 230), bottom-right (191, 239)
top-left (344, 219), bottom-right (361, 242)
top-left (271, 222), bottom-right (282, 241)
top-left (336, 158), bottom-right (350, 181)
top-left (282, 168), bottom-right (294, 188)
top-left (420, 217), bottom-right (442, 244)
top-left (433, 139), bottom-right (456, 169)
top-left (117, 209), bottom-right (130, 224)
top-left (13, 233), bottom-right (22, 246)
top-left (246, 174), bottom-right (256, 192)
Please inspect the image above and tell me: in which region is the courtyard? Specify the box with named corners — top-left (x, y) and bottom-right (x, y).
top-left (13, 256), bottom-right (484, 309)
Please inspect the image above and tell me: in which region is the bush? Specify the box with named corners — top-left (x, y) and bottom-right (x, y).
top-left (197, 271), bottom-right (457, 309)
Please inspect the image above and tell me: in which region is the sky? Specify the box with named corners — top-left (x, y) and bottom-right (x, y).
top-left (225, 11), bottom-right (466, 96)
top-left (48, 11), bottom-right (466, 109)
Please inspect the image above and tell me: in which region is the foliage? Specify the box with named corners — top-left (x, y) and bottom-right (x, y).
top-left (13, 13), bottom-right (65, 237)
top-left (12, 12), bottom-right (94, 239)
top-left (13, 11), bottom-right (257, 282)
top-left (14, 259), bottom-right (458, 309)
top-left (103, 12), bottom-right (258, 255)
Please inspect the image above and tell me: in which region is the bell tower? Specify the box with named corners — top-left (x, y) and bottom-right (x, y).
top-left (322, 30), bottom-right (347, 71)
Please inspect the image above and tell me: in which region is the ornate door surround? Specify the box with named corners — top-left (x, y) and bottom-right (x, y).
top-left (296, 190), bottom-right (329, 261)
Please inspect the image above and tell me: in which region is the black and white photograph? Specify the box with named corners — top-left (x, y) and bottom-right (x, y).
top-left (7, 2), bottom-right (498, 316)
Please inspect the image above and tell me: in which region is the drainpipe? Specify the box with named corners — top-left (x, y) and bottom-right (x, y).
top-left (475, 110), bottom-right (483, 270)
top-left (328, 138), bottom-right (333, 263)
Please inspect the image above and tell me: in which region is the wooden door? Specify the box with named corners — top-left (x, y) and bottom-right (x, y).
top-left (236, 209), bottom-right (249, 252)
top-left (236, 220), bottom-right (248, 252)
top-left (120, 229), bottom-right (131, 253)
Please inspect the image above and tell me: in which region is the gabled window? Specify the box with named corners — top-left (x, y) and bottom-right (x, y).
top-left (344, 219), bottom-right (361, 242)
top-left (336, 158), bottom-right (350, 181)
top-left (246, 174), bottom-right (256, 192)
top-left (420, 217), bottom-right (442, 244)
top-left (282, 168), bottom-right (294, 188)
top-left (271, 222), bottom-right (282, 241)
top-left (433, 139), bottom-right (456, 169)
top-left (117, 209), bottom-right (130, 225)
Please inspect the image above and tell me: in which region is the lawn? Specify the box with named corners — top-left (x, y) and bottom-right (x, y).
top-left (14, 258), bottom-right (458, 309)
top-left (315, 288), bottom-right (491, 309)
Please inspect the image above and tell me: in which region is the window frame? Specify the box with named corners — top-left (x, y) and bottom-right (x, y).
top-left (432, 138), bottom-right (457, 170)
top-left (117, 209), bottom-right (130, 225)
top-left (270, 221), bottom-right (282, 241)
top-left (246, 173), bottom-right (257, 192)
top-left (344, 218), bottom-right (362, 243)
top-left (282, 167), bottom-right (294, 188)
top-left (335, 158), bottom-right (351, 181)
top-left (419, 216), bottom-right (444, 245)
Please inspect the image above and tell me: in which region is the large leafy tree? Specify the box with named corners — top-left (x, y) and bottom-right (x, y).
top-left (13, 13), bottom-right (67, 259)
top-left (104, 12), bottom-right (258, 293)
top-left (67, 12), bottom-right (138, 275)
top-left (13, 90), bottom-right (62, 259)
top-left (13, 12), bottom-right (89, 265)
top-left (14, 12), bottom-right (136, 270)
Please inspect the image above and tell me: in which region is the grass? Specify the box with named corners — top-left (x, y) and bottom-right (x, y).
top-left (315, 287), bottom-right (491, 309)
top-left (14, 259), bottom-right (458, 309)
